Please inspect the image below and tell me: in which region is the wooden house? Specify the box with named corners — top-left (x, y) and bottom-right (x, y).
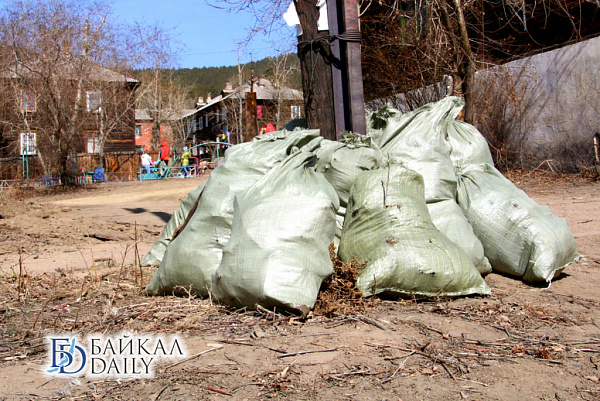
top-left (0, 56), bottom-right (139, 180)
top-left (180, 78), bottom-right (303, 146)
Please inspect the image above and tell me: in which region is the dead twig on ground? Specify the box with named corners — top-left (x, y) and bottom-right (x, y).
top-left (205, 386), bottom-right (233, 396)
top-left (154, 385), bottom-right (169, 401)
top-left (231, 382), bottom-right (264, 393)
top-left (382, 355), bottom-right (413, 384)
top-left (330, 368), bottom-right (373, 378)
top-left (277, 347), bottom-right (338, 359)
top-left (218, 339), bottom-right (254, 346)
top-left (356, 314), bottom-right (394, 331)
top-left (162, 345), bottom-right (224, 371)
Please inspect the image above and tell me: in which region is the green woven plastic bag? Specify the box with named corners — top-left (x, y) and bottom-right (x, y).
top-left (141, 182), bottom-right (205, 267)
top-left (367, 97), bottom-right (491, 274)
top-left (457, 164), bottom-right (577, 283)
top-left (146, 130), bottom-right (322, 296)
top-left (339, 165), bottom-right (490, 298)
top-left (314, 133), bottom-right (382, 246)
top-left (212, 150), bottom-right (339, 315)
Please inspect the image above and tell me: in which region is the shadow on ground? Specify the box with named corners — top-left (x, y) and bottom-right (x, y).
top-left (123, 207), bottom-right (171, 223)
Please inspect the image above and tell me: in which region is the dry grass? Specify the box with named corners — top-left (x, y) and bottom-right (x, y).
top-left (2, 247), bottom-right (600, 399)
top-left (504, 167), bottom-right (597, 187)
top-left (0, 243), bottom-right (370, 361)
top-left (313, 243), bottom-right (367, 317)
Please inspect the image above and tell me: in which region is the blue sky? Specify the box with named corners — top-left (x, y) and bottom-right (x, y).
top-left (111, 0), bottom-right (296, 69)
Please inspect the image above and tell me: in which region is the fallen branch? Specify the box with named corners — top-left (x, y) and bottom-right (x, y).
top-left (154, 385), bottom-right (169, 401)
top-left (330, 368), bottom-right (372, 378)
top-left (218, 339), bottom-right (255, 346)
top-left (206, 386), bottom-right (233, 396)
top-left (162, 346), bottom-right (223, 371)
top-left (231, 382), bottom-right (264, 393)
top-left (84, 233), bottom-right (117, 242)
top-left (365, 341), bottom-right (460, 380)
top-left (357, 314), bottom-right (394, 331)
top-left (440, 361), bottom-right (456, 381)
top-left (384, 350), bottom-right (416, 361)
top-left (382, 355), bottom-right (412, 384)
top-left (277, 347), bottom-right (337, 359)
top-left (524, 159), bottom-right (556, 177)
top-left (365, 342), bottom-right (411, 352)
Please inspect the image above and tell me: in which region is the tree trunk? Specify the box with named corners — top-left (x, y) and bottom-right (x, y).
top-left (151, 119), bottom-right (161, 151)
top-left (450, 0), bottom-right (476, 123)
top-left (295, 0), bottom-right (336, 140)
top-left (245, 91), bottom-right (258, 142)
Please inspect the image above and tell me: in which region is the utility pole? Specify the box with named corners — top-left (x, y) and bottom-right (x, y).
top-left (295, 0), bottom-right (366, 139)
top-left (295, 0), bottom-right (336, 140)
top-left (341, 0), bottom-right (366, 135)
top-left (326, 0), bottom-right (345, 139)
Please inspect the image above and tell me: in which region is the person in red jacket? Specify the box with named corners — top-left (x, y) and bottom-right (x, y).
top-left (158, 141), bottom-right (170, 175)
top-left (159, 141), bottom-right (170, 164)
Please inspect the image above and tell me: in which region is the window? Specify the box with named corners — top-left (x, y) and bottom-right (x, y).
top-left (87, 134), bottom-right (101, 154)
top-left (216, 109), bottom-right (220, 123)
top-left (86, 91), bottom-right (101, 112)
top-left (20, 132), bottom-right (36, 155)
top-left (135, 125), bottom-right (142, 138)
top-left (222, 107), bottom-right (227, 121)
top-left (21, 91), bottom-right (36, 112)
top-left (291, 105), bottom-right (301, 119)
top-left (198, 116), bottom-right (204, 130)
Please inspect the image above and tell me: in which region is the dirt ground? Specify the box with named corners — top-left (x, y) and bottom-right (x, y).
top-left (0, 172), bottom-right (599, 400)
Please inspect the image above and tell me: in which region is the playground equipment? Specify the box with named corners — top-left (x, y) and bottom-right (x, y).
top-left (138, 141), bottom-right (230, 181)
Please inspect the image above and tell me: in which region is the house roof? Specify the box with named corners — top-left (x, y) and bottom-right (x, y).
top-left (89, 64), bottom-right (138, 84)
top-left (171, 78), bottom-right (303, 123)
top-left (222, 78), bottom-right (302, 101)
top-left (195, 94), bottom-right (225, 113)
top-left (1, 55), bottom-right (138, 84)
top-left (136, 108), bottom-right (196, 122)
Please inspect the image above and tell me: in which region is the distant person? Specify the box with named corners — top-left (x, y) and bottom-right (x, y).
top-left (181, 146), bottom-right (190, 177)
top-left (158, 141), bottom-right (170, 175)
top-left (141, 151), bottom-right (153, 175)
top-left (265, 123), bottom-right (275, 133)
top-left (159, 141), bottom-right (170, 165)
top-left (259, 126), bottom-right (266, 135)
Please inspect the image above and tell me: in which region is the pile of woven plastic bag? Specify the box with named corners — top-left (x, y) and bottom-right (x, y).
top-left (141, 96), bottom-right (577, 315)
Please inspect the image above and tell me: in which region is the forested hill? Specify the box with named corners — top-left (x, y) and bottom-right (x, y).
top-left (138, 54), bottom-right (301, 105)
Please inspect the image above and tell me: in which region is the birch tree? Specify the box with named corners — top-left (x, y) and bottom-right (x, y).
top-left (0, 0), bottom-right (176, 183)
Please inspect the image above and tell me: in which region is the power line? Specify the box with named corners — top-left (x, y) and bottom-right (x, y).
top-left (187, 46), bottom-right (273, 56)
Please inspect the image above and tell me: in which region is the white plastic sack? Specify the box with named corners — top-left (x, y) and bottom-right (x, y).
top-left (457, 163), bottom-right (577, 282)
top-left (339, 165), bottom-right (491, 298)
top-left (212, 150), bottom-right (339, 315)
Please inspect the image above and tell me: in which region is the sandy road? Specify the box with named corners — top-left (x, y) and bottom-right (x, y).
top-left (0, 176), bottom-right (208, 276)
